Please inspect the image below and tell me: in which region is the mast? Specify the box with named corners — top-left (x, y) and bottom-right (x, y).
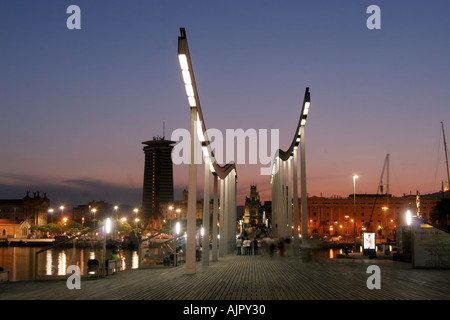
top-left (441, 121), bottom-right (450, 191)
top-left (386, 153), bottom-right (389, 203)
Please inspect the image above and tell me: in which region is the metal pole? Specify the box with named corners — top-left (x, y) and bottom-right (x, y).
top-left (219, 178), bottom-right (226, 257)
top-left (229, 171), bottom-right (236, 254)
top-left (202, 157), bottom-right (210, 266)
top-left (102, 225), bottom-right (106, 277)
top-left (353, 176), bottom-right (357, 252)
top-left (212, 174), bottom-right (219, 261)
top-left (223, 176), bottom-right (229, 254)
top-left (293, 147), bottom-right (300, 257)
top-left (186, 107), bottom-right (197, 274)
top-left (300, 125), bottom-right (308, 245)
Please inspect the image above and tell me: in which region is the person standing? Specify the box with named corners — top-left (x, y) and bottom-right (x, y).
top-left (253, 238), bottom-right (259, 255)
top-left (236, 237), bottom-right (242, 255)
top-left (243, 238), bottom-right (250, 255)
top-left (248, 239), bottom-right (253, 255)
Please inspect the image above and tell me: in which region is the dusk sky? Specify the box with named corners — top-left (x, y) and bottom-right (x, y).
top-left (1, 0), bottom-right (449, 209)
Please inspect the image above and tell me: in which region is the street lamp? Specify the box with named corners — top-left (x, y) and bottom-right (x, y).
top-left (114, 206), bottom-right (119, 221)
top-left (167, 205), bottom-right (174, 233)
top-left (133, 208), bottom-right (139, 228)
top-left (91, 208), bottom-right (97, 228)
top-left (353, 174), bottom-right (358, 252)
top-left (48, 208), bottom-right (54, 224)
top-left (178, 27), bottom-right (200, 275)
top-left (134, 218), bottom-right (140, 229)
top-left (60, 205), bottom-right (65, 220)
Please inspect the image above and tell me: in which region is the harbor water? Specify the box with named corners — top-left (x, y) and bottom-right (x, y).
top-left (0, 246), bottom-right (355, 282)
top-left (0, 246), bottom-right (140, 282)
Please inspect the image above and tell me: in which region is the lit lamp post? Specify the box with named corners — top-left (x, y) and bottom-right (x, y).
top-left (168, 206), bottom-right (174, 233)
top-left (353, 174), bottom-right (358, 252)
top-left (300, 89), bottom-right (311, 248)
top-left (175, 221), bottom-right (181, 266)
top-left (102, 218), bottom-right (112, 277)
top-left (113, 205), bottom-right (118, 239)
top-left (178, 27), bottom-right (237, 272)
top-left (91, 208), bottom-right (97, 228)
top-left (114, 205), bottom-right (119, 221)
top-left (382, 206), bottom-right (388, 239)
top-left (48, 209), bottom-right (54, 224)
top-left (133, 209), bottom-right (139, 228)
top-left (178, 27), bottom-right (199, 275)
top-left (60, 205), bottom-right (65, 221)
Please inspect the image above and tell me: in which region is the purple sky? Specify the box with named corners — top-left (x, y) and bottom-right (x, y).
top-left (1, 1), bottom-right (449, 209)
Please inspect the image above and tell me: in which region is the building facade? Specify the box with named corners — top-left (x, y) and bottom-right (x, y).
top-left (243, 185), bottom-right (262, 226)
top-left (299, 193), bottom-right (440, 240)
top-left (0, 191), bottom-right (50, 238)
top-left (142, 137), bottom-right (175, 227)
top-left (0, 191), bottom-right (49, 226)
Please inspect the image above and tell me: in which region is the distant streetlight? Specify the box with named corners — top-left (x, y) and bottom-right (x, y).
top-left (114, 206), bottom-right (119, 220)
top-left (91, 208), bottom-right (97, 228)
top-left (133, 209), bottom-right (139, 227)
top-left (353, 174), bottom-right (358, 252)
top-left (60, 205), bottom-right (65, 220)
top-left (48, 209), bottom-right (54, 224)
top-left (113, 206), bottom-right (119, 237)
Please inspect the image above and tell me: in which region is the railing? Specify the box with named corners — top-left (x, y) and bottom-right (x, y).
top-left (138, 233), bottom-right (186, 268)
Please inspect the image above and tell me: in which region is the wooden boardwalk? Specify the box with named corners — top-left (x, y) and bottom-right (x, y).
top-left (1, 253), bottom-right (450, 301)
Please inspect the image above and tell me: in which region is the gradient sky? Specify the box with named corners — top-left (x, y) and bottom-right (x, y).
top-left (1, 0), bottom-right (449, 209)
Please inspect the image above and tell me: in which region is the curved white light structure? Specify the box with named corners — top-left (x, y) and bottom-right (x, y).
top-left (178, 28), bottom-right (237, 273)
top-left (271, 87), bottom-right (311, 255)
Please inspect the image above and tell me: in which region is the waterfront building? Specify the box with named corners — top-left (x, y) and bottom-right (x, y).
top-left (142, 137), bottom-right (175, 228)
top-left (0, 191), bottom-right (49, 227)
top-left (299, 193), bottom-right (440, 240)
top-left (0, 219), bottom-right (31, 239)
top-left (72, 200), bottom-right (111, 227)
top-left (160, 190), bottom-right (209, 221)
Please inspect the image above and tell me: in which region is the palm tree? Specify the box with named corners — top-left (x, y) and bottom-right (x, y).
top-left (430, 197), bottom-right (450, 231)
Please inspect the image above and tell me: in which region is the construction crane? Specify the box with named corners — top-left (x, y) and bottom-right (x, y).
top-left (441, 121), bottom-right (450, 192)
top-left (366, 154), bottom-right (390, 232)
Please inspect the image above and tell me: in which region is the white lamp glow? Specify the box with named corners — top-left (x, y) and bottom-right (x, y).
top-left (105, 218), bottom-right (112, 234)
top-left (178, 54), bottom-right (189, 70)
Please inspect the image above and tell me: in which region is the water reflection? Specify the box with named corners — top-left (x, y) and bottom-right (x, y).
top-left (131, 250), bottom-right (139, 269)
top-left (46, 250), bottom-right (52, 276)
top-left (0, 247), bottom-right (141, 282)
top-left (58, 251), bottom-right (66, 276)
